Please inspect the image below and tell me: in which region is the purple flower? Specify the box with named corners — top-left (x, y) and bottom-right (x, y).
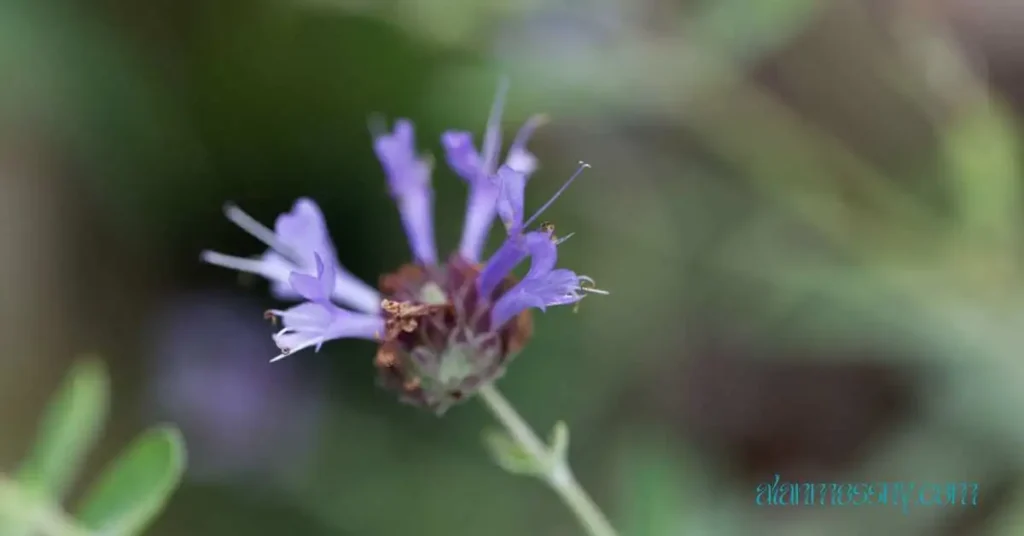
top-left (441, 78), bottom-right (548, 263)
top-left (203, 81), bottom-right (606, 414)
top-left (201, 198), bottom-right (380, 313)
top-left (146, 293), bottom-right (322, 482)
top-left (373, 119), bottom-right (437, 265)
top-left (266, 253), bottom-right (383, 362)
top-left (490, 236), bottom-right (606, 329)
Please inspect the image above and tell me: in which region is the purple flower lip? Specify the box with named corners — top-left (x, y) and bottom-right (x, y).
top-left (441, 78), bottom-right (549, 263)
top-left (202, 81), bottom-right (607, 412)
top-left (201, 199), bottom-right (381, 313)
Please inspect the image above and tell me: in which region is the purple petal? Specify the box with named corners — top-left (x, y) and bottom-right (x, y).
top-left (491, 291), bottom-right (548, 329)
top-left (374, 120), bottom-right (438, 265)
top-left (504, 114), bottom-right (546, 175)
top-left (274, 198), bottom-right (338, 265)
top-left (523, 234), bottom-right (558, 279)
top-left (206, 199), bottom-right (381, 313)
top-left (270, 302), bottom-right (383, 361)
top-left (396, 191), bottom-right (438, 266)
top-left (374, 120), bottom-right (426, 192)
top-left (287, 253), bottom-right (336, 302)
top-left (496, 165), bottom-right (527, 234)
top-left (441, 131), bottom-right (482, 181)
top-left (490, 268), bottom-right (584, 329)
top-left (477, 230), bottom-right (553, 298)
top-left (457, 177), bottom-right (501, 263)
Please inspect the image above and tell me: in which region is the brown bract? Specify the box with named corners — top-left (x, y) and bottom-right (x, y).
top-left (374, 255), bottom-right (533, 414)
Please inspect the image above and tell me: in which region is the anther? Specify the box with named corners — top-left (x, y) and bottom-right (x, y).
top-left (264, 310), bottom-right (278, 325)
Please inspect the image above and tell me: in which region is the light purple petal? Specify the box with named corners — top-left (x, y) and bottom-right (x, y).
top-left (374, 120), bottom-right (426, 192)
top-left (504, 114), bottom-right (546, 175)
top-left (374, 120), bottom-right (438, 265)
top-left (490, 268), bottom-right (584, 329)
top-left (477, 230), bottom-right (553, 298)
top-left (287, 253), bottom-right (336, 303)
top-left (491, 291), bottom-right (548, 329)
top-left (396, 192), bottom-right (437, 266)
top-left (270, 302), bottom-right (383, 361)
top-left (496, 165), bottom-right (527, 234)
top-left (441, 131), bottom-right (481, 181)
top-left (457, 178), bottom-right (501, 263)
top-left (523, 234), bottom-right (558, 279)
top-left (204, 199), bottom-right (382, 313)
top-left (274, 198), bottom-right (338, 265)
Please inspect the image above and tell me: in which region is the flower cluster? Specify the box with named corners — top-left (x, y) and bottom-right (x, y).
top-left (201, 82), bottom-right (606, 413)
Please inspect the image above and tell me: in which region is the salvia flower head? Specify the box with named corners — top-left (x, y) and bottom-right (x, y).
top-left (202, 81), bottom-right (607, 414)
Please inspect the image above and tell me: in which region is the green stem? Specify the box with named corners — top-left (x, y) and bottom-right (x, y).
top-left (478, 384), bottom-right (619, 536)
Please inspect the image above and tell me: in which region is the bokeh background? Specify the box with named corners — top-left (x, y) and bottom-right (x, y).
top-left (3, 0), bottom-right (1024, 534)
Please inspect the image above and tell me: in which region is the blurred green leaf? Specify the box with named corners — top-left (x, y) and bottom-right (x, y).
top-left (482, 428), bottom-right (543, 477)
top-left (616, 441), bottom-right (692, 536)
top-left (15, 358), bottom-right (109, 500)
top-left (76, 426), bottom-right (186, 536)
top-left (690, 0), bottom-right (823, 64)
top-left (944, 96), bottom-right (1021, 246)
top-left (547, 421), bottom-right (570, 465)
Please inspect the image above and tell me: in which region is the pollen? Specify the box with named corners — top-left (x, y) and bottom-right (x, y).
top-left (263, 310), bottom-right (278, 325)
top-left (375, 346), bottom-right (398, 368)
top-left (380, 298), bottom-right (440, 339)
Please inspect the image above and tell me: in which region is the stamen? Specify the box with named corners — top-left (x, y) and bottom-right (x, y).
top-left (522, 161), bottom-right (591, 229)
top-left (223, 203), bottom-right (301, 261)
top-left (201, 250), bottom-right (269, 275)
top-left (554, 232), bottom-right (576, 246)
top-left (376, 348), bottom-right (398, 367)
top-left (270, 334), bottom-right (325, 363)
top-left (264, 310), bottom-right (278, 326)
top-left (270, 348), bottom-right (291, 363)
top-left (579, 276), bottom-right (610, 295)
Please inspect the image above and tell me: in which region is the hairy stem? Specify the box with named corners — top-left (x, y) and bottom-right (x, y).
top-left (478, 384), bottom-right (619, 536)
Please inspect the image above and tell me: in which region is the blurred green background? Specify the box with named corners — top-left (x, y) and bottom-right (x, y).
top-left (3, 0), bottom-right (1024, 534)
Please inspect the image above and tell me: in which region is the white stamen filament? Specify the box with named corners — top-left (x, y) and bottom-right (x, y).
top-left (578, 275), bottom-right (610, 295)
top-left (270, 327), bottom-right (326, 363)
top-left (201, 250), bottom-right (269, 275)
top-left (554, 232), bottom-right (576, 245)
top-left (522, 161), bottom-right (591, 229)
top-left (223, 203), bottom-right (302, 261)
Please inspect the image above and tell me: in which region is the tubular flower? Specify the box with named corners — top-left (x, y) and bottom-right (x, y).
top-left (203, 83), bottom-right (606, 414)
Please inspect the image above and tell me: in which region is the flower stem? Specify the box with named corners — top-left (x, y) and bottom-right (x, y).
top-left (478, 384), bottom-right (619, 536)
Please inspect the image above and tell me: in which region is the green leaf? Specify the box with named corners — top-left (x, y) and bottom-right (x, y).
top-left (481, 428), bottom-right (543, 477)
top-left (944, 96), bottom-right (1021, 246)
top-left (15, 358), bottom-right (110, 500)
top-left (547, 421), bottom-right (570, 465)
top-left (76, 425), bottom-right (186, 536)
